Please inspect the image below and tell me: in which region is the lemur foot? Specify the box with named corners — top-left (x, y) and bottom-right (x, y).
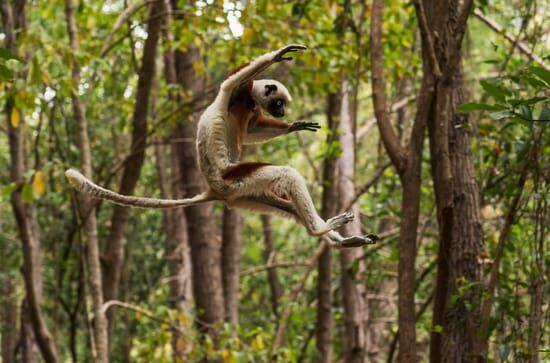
top-left (326, 212), bottom-right (354, 230)
top-left (340, 233), bottom-right (379, 248)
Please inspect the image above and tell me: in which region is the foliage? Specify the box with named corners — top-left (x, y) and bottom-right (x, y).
top-left (0, 0), bottom-right (548, 362)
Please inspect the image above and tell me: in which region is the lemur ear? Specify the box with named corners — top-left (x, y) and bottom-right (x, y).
top-left (264, 84), bottom-right (277, 97)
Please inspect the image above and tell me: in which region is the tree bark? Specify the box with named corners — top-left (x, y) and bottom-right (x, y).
top-left (64, 1), bottom-right (109, 361)
top-left (339, 80), bottom-right (369, 363)
top-left (1, 276), bottom-right (17, 363)
top-left (370, 1), bottom-right (432, 361)
top-left (102, 0), bottom-right (164, 319)
top-left (222, 207), bottom-right (243, 325)
top-left (420, 1), bottom-right (484, 362)
top-left (1, 1), bottom-right (58, 361)
top-left (172, 41), bottom-right (224, 335)
top-left (159, 4), bottom-right (193, 359)
top-left (261, 215), bottom-right (284, 318)
top-left (315, 92), bottom-right (340, 363)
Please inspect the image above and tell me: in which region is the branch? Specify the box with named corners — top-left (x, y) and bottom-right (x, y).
top-left (357, 96), bottom-right (416, 139)
top-left (341, 161), bottom-right (392, 213)
top-left (369, 0), bottom-right (407, 174)
top-left (444, 0), bottom-right (474, 81)
top-left (240, 262), bottom-right (308, 276)
top-left (473, 9), bottom-right (549, 71)
top-left (413, 0), bottom-right (442, 78)
top-left (477, 142), bottom-right (533, 357)
top-left (99, 1), bottom-right (157, 57)
top-left (101, 300), bottom-right (185, 334)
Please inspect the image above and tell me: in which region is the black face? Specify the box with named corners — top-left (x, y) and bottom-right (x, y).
top-left (268, 98), bottom-right (286, 118)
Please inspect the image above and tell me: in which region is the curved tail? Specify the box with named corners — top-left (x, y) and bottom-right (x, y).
top-left (65, 169), bottom-right (215, 209)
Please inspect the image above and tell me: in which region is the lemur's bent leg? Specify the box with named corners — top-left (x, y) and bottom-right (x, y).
top-left (226, 165), bottom-right (354, 236)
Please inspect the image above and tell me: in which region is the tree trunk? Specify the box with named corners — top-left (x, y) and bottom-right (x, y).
top-left (261, 215), bottom-right (284, 318)
top-left (1, 1), bottom-right (58, 361)
top-left (1, 277), bottom-right (17, 363)
top-left (370, 1), bottom-right (432, 361)
top-left (422, 1), bottom-right (484, 362)
top-left (222, 207), bottom-right (243, 325)
top-left (173, 43), bottom-right (225, 336)
top-left (339, 80), bottom-right (369, 363)
top-left (64, 1), bottom-right (109, 361)
top-left (315, 92), bottom-right (341, 363)
top-left (159, 4), bottom-right (193, 359)
top-left (102, 0), bottom-right (164, 317)
top-left (154, 141), bottom-right (193, 359)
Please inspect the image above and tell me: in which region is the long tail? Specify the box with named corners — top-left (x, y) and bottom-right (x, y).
top-left (65, 169), bottom-right (215, 209)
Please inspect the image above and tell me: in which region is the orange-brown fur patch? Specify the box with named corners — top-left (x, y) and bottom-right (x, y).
top-left (253, 110), bottom-right (289, 129)
top-left (229, 81), bottom-right (256, 156)
top-left (222, 162), bottom-right (271, 180)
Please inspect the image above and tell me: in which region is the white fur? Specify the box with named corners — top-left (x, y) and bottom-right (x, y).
top-left (65, 45), bottom-right (376, 247)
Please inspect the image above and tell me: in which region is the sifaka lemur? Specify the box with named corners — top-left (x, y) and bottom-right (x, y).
top-left (66, 44), bottom-right (377, 248)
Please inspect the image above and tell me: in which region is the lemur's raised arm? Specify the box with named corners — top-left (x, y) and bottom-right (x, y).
top-left (66, 44), bottom-right (378, 249)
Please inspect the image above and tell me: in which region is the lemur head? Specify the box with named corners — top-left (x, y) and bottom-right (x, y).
top-left (251, 80), bottom-right (292, 118)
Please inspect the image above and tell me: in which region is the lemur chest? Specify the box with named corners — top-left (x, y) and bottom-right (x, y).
top-left (228, 108), bottom-right (255, 158)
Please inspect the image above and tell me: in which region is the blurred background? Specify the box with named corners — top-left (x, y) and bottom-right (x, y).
top-left (0, 0), bottom-right (548, 362)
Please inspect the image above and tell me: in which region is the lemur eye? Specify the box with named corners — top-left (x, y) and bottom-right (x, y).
top-left (276, 100), bottom-right (283, 106)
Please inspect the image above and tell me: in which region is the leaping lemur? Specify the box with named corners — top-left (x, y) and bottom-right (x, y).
top-left (66, 44), bottom-right (377, 248)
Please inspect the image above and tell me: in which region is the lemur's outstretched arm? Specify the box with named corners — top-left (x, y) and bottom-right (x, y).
top-left (217, 44), bottom-right (306, 107)
top-left (244, 110), bottom-right (321, 145)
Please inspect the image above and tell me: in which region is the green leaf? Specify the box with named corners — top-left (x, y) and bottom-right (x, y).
top-left (457, 102), bottom-right (506, 112)
top-left (1, 182), bottom-right (17, 196)
top-left (530, 66), bottom-right (550, 85)
top-left (524, 76), bottom-right (546, 88)
top-left (22, 183), bottom-right (34, 203)
top-left (480, 80), bottom-right (509, 102)
top-left (0, 64), bottom-right (12, 80)
top-left (538, 107), bottom-right (550, 121)
top-left (0, 47), bottom-right (19, 60)
top-left (518, 105), bottom-right (532, 120)
top-left (523, 96), bottom-right (547, 106)
top-left (489, 110), bottom-right (513, 120)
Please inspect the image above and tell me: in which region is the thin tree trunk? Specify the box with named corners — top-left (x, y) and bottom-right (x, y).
top-left (370, 1), bottom-right (432, 361)
top-left (1, 1), bottom-right (58, 361)
top-left (160, 3), bottom-right (193, 358)
top-left (20, 301), bottom-right (38, 363)
top-left (339, 80), bottom-right (369, 363)
top-left (261, 215), bottom-right (284, 318)
top-left (315, 92), bottom-right (340, 363)
top-left (528, 185), bottom-right (546, 363)
top-left (222, 207), bottom-right (243, 325)
top-left (476, 146), bottom-right (532, 358)
top-left (422, 1), bottom-right (483, 362)
top-left (64, 1), bottom-right (109, 361)
top-left (1, 277), bottom-right (17, 363)
top-left (102, 0), bottom-right (164, 320)
top-left (173, 42), bottom-right (224, 336)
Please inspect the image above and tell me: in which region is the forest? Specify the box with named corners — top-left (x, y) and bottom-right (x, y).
top-left (0, 0), bottom-right (549, 362)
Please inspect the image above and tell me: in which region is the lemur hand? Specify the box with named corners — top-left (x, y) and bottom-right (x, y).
top-left (274, 44), bottom-right (307, 62)
top-left (289, 121), bottom-right (321, 132)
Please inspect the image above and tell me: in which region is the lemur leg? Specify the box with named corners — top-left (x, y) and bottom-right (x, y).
top-left (227, 191), bottom-right (376, 247)
top-left (227, 165), bottom-right (354, 236)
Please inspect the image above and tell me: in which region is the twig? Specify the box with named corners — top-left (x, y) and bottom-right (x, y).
top-left (413, 0), bottom-right (442, 77)
top-left (343, 161), bottom-right (392, 212)
top-left (101, 300), bottom-right (185, 334)
top-left (357, 96), bottom-right (415, 139)
top-left (473, 9), bottom-right (549, 71)
top-left (240, 262), bottom-right (308, 276)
